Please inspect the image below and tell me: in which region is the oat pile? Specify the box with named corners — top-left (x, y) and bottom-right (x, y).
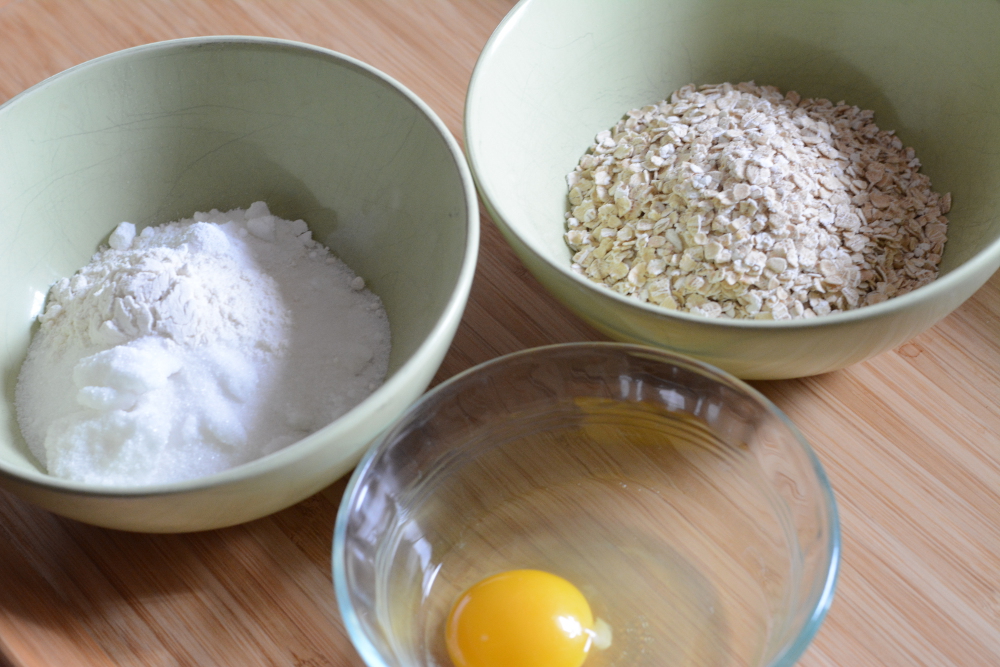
top-left (565, 82), bottom-right (950, 319)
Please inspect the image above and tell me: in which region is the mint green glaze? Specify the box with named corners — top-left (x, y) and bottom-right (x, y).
top-left (0, 37), bottom-right (478, 532)
top-left (466, 0), bottom-right (1000, 379)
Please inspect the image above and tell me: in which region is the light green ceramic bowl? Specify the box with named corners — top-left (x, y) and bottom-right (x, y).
top-left (0, 37), bottom-right (478, 532)
top-left (466, 0), bottom-right (1000, 379)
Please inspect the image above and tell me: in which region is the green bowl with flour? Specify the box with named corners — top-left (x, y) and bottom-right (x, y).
top-left (466, 0), bottom-right (1000, 379)
top-left (0, 37), bottom-right (478, 531)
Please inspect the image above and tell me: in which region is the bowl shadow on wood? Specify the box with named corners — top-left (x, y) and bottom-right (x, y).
top-left (0, 483), bottom-right (344, 656)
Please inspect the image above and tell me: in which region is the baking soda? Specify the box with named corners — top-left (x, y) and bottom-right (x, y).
top-left (15, 202), bottom-right (391, 486)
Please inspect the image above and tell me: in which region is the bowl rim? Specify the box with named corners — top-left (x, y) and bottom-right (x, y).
top-left (464, 0), bottom-right (1000, 331)
top-left (332, 341), bottom-right (841, 667)
top-left (0, 35), bottom-right (480, 498)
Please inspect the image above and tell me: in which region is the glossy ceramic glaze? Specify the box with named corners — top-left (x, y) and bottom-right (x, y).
top-left (465, 0), bottom-right (1000, 379)
top-left (0, 36), bottom-right (478, 532)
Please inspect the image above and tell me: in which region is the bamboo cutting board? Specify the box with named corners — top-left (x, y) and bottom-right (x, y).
top-left (1, 2), bottom-right (998, 666)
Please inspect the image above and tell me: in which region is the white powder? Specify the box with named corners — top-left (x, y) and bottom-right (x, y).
top-left (15, 202), bottom-right (391, 486)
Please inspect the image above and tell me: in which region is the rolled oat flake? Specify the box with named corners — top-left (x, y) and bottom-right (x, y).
top-left (565, 81), bottom-right (950, 320)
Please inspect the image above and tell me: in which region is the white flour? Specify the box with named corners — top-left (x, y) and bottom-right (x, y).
top-left (15, 202), bottom-right (391, 486)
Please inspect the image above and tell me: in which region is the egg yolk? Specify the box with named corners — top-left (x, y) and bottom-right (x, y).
top-left (445, 569), bottom-right (595, 667)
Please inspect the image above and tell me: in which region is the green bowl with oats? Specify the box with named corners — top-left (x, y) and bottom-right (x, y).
top-left (465, 0), bottom-right (1000, 379)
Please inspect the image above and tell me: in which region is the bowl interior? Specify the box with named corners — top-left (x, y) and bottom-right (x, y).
top-left (0, 38), bottom-right (471, 478)
top-left (336, 345), bottom-right (838, 667)
top-left (469, 0), bottom-right (1000, 278)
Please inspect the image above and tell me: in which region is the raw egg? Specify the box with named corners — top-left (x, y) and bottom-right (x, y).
top-left (445, 569), bottom-right (609, 667)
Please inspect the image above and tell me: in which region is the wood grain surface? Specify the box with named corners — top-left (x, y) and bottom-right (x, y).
top-left (0, 2), bottom-right (998, 666)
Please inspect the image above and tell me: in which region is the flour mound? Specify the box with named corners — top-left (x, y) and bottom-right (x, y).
top-left (38, 222), bottom-right (287, 351)
top-left (15, 203), bottom-right (391, 486)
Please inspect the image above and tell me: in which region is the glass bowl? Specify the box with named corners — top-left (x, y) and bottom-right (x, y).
top-left (333, 343), bottom-right (839, 667)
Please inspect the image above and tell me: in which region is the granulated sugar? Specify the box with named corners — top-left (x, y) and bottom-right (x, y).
top-left (565, 82), bottom-right (950, 319)
top-left (15, 202), bottom-right (391, 486)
